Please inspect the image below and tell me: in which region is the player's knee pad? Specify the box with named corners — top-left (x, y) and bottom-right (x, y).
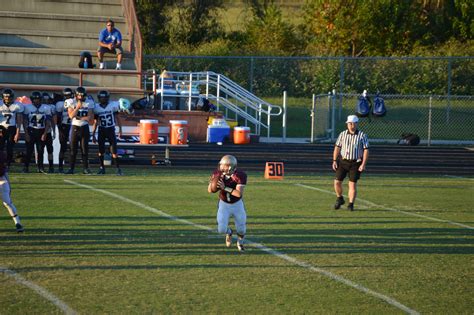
top-left (217, 224), bottom-right (228, 234)
top-left (235, 223), bottom-right (246, 236)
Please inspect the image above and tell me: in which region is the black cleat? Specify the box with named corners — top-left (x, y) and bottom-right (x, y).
top-left (347, 203), bottom-right (354, 211)
top-left (21, 167), bottom-right (29, 173)
top-left (48, 166), bottom-right (55, 174)
top-left (116, 168), bottom-right (123, 176)
top-left (334, 197), bottom-right (345, 210)
top-left (38, 168), bottom-right (47, 174)
top-left (58, 166), bottom-right (64, 174)
top-left (83, 168), bottom-right (91, 175)
top-left (65, 168), bottom-right (74, 175)
top-left (15, 223), bottom-right (24, 233)
top-left (97, 168), bottom-right (106, 175)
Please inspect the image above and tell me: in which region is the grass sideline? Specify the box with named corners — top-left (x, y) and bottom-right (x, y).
top-left (0, 170), bottom-right (472, 314)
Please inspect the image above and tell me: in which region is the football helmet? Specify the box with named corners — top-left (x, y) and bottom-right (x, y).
top-left (75, 86), bottom-right (87, 101)
top-left (30, 91), bottom-right (42, 106)
top-left (2, 88), bottom-right (14, 105)
top-left (42, 92), bottom-right (53, 104)
top-left (219, 155), bottom-right (237, 176)
top-left (97, 90), bottom-right (110, 105)
top-left (63, 88), bottom-right (73, 99)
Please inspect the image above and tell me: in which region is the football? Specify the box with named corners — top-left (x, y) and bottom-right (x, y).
top-left (209, 174), bottom-right (220, 193)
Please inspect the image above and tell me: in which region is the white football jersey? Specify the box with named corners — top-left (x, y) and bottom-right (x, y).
top-left (93, 101), bottom-right (119, 128)
top-left (56, 100), bottom-right (72, 125)
top-left (65, 98), bottom-right (94, 127)
top-left (23, 104), bottom-right (52, 129)
top-left (0, 101), bottom-right (24, 128)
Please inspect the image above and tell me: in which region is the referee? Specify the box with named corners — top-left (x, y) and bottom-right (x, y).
top-left (332, 115), bottom-right (369, 211)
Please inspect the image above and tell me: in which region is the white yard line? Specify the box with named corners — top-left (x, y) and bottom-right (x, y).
top-left (295, 183), bottom-right (474, 230)
top-left (65, 179), bottom-right (419, 315)
top-left (0, 266), bottom-right (77, 315)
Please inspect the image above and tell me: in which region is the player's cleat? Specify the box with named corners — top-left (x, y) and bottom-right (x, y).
top-left (83, 168), bottom-right (91, 175)
top-left (236, 239), bottom-right (245, 252)
top-left (334, 196), bottom-right (345, 210)
top-left (65, 168), bottom-right (74, 175)
top-left (347, 203), bottom-right (354, 211)
top-left (15, 223), bottom-right (24, 233)
top-left (116, 168), bottom-right (123, 176)
top-left (97, 168), bottom-right (105, 175)
top-left (21, 167), bottom-right (29, 173)
top-left (225, 234), bottom-right (232, 248)
top-left (48, 166), bottom-right (55, 174)
top-left (58, 166), bottom-right (64, 174)
top-left (38, 167), bottom-right (47, 174)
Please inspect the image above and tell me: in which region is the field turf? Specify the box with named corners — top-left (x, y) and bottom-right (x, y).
top-left (0, 169), bottom-right (472, 314)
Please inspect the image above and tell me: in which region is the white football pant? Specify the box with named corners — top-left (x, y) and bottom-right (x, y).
top-left (217, 199), bottom-right (246, 235)
top-left (0, 176), bottom-right (18, 217)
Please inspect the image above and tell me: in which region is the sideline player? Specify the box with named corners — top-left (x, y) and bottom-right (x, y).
top-left (0, 151), bottom-right (24, 232)
top-left (0, 88), bottom-right (24, 167)
top-left (91, 90), bottom-right (123, 175)
top-left (65, 87), bottom-right (94, 175)
top-left (42, 92), bottom-right (56, 173)
top-left (208, 155), bottom-right (247, 252)
top-left (55, 88), bottom-right (73, 173)
top-left (22, 91), bottom-right (52, 173)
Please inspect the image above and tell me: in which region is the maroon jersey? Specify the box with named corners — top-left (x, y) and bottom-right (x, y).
top-left (211, 169), bottom-right (247, 204)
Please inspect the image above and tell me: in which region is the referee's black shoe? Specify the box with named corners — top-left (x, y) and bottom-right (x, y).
top-left (334, 196), bottom-right (345, 210)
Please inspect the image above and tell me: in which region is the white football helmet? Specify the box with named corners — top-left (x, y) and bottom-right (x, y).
top-left (219, 155), bottom-right (237, 176)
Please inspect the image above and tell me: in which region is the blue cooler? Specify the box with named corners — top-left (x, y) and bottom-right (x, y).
top-left (207, 125), bottom-right (230, 143)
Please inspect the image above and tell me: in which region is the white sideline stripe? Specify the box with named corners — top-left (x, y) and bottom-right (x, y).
top-left (295, 183), bottom-right (474, 230)
top-left (443, 175), bottom-right (474, 181)
top-left (0, 266), bottom-right (77, 315)
top-left (64, 179), bottom-right (419, 315)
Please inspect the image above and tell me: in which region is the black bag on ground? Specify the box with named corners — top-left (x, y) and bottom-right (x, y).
top-left (356, 96), bottom-right (371, 117)
top-left (372, 95), bottom-right (387, 117)
top-left (397, 133), bottom-right (420, 146)
top-left (78, 51), bottom-right (94, 69)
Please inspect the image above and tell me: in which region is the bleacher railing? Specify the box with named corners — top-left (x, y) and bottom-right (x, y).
top-left (152, 71), bottom-right (283, 137)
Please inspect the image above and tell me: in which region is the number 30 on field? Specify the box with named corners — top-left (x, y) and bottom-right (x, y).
top-left (264, 162), bottom-right (284, 180)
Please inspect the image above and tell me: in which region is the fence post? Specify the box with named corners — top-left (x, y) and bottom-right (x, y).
top-left (446, 58), bottom-right (452, 123)
top-left (330, 92), bottom-right (336, 141)
top-left (310, 94), bottom-right (316, 143)
top-left (282, 91), bottom-right (287, 143)
top-left (428, 96), bottom-right (432, 147)
top-left (249, 57), bottom-right (254, 93)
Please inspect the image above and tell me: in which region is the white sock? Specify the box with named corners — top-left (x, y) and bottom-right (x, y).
top-left (100, 62), bottom-right (104, 69)
top-left (13, 215), bottom-right (20, 224)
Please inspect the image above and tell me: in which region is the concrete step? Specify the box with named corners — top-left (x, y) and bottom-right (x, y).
top-left (0, 29), bottom-right (130, 50)
top-left (0, 46), bottom-right (137, 70)
top-left (0, 0), bottom-right (122, 17)
top-left (4, 84), bottom-right (144, 103)
top-left (0, 67), bottom-right (141, 88)
top-left (0, 11), bottom-right (126, 34)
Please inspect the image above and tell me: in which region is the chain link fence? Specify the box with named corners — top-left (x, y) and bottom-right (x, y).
top-left (312, 93), bottom-right (474, 145)
top-left (144, 55), bottom-right (473, 144)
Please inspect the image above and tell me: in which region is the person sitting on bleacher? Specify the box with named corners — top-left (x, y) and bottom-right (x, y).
top-left (97, 19), bottom-right (123, 70)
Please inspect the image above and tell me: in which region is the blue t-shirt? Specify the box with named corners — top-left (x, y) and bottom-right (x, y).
top-left (99, 28), bottom-right (122, 45)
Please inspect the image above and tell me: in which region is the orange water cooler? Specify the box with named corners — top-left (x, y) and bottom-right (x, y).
top-left (169, 120), bottom-right (188, 145)
top-left (139, 119), bottom-right (159, 144)
top-left (233, 126), bottom-right (251, 144)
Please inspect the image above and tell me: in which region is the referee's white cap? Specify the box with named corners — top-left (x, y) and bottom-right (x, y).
top-left (346, 115), bottom-right (359, 123)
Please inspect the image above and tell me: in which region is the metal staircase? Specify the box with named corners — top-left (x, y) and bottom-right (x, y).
top-left (155, 71), bottom-right (283, 137)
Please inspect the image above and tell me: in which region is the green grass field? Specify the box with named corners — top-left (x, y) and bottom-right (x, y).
top-left (1, 169), bottom-right (473, 314)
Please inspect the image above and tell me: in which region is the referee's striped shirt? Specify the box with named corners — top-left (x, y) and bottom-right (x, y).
top-left (335, 130), bottom-right (369, 161)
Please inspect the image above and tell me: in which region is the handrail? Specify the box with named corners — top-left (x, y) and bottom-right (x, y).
top-left (153, 70), bottom-right (283, 136)
top-left (122, 0), bottom-right (143, 74)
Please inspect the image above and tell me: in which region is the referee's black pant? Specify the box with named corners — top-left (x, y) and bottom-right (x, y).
top-left (69, 125), bottom-right (90, 170)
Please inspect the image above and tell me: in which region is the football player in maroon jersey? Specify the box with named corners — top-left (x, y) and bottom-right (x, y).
top-left (208, 155), bottom-right (247, 252)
